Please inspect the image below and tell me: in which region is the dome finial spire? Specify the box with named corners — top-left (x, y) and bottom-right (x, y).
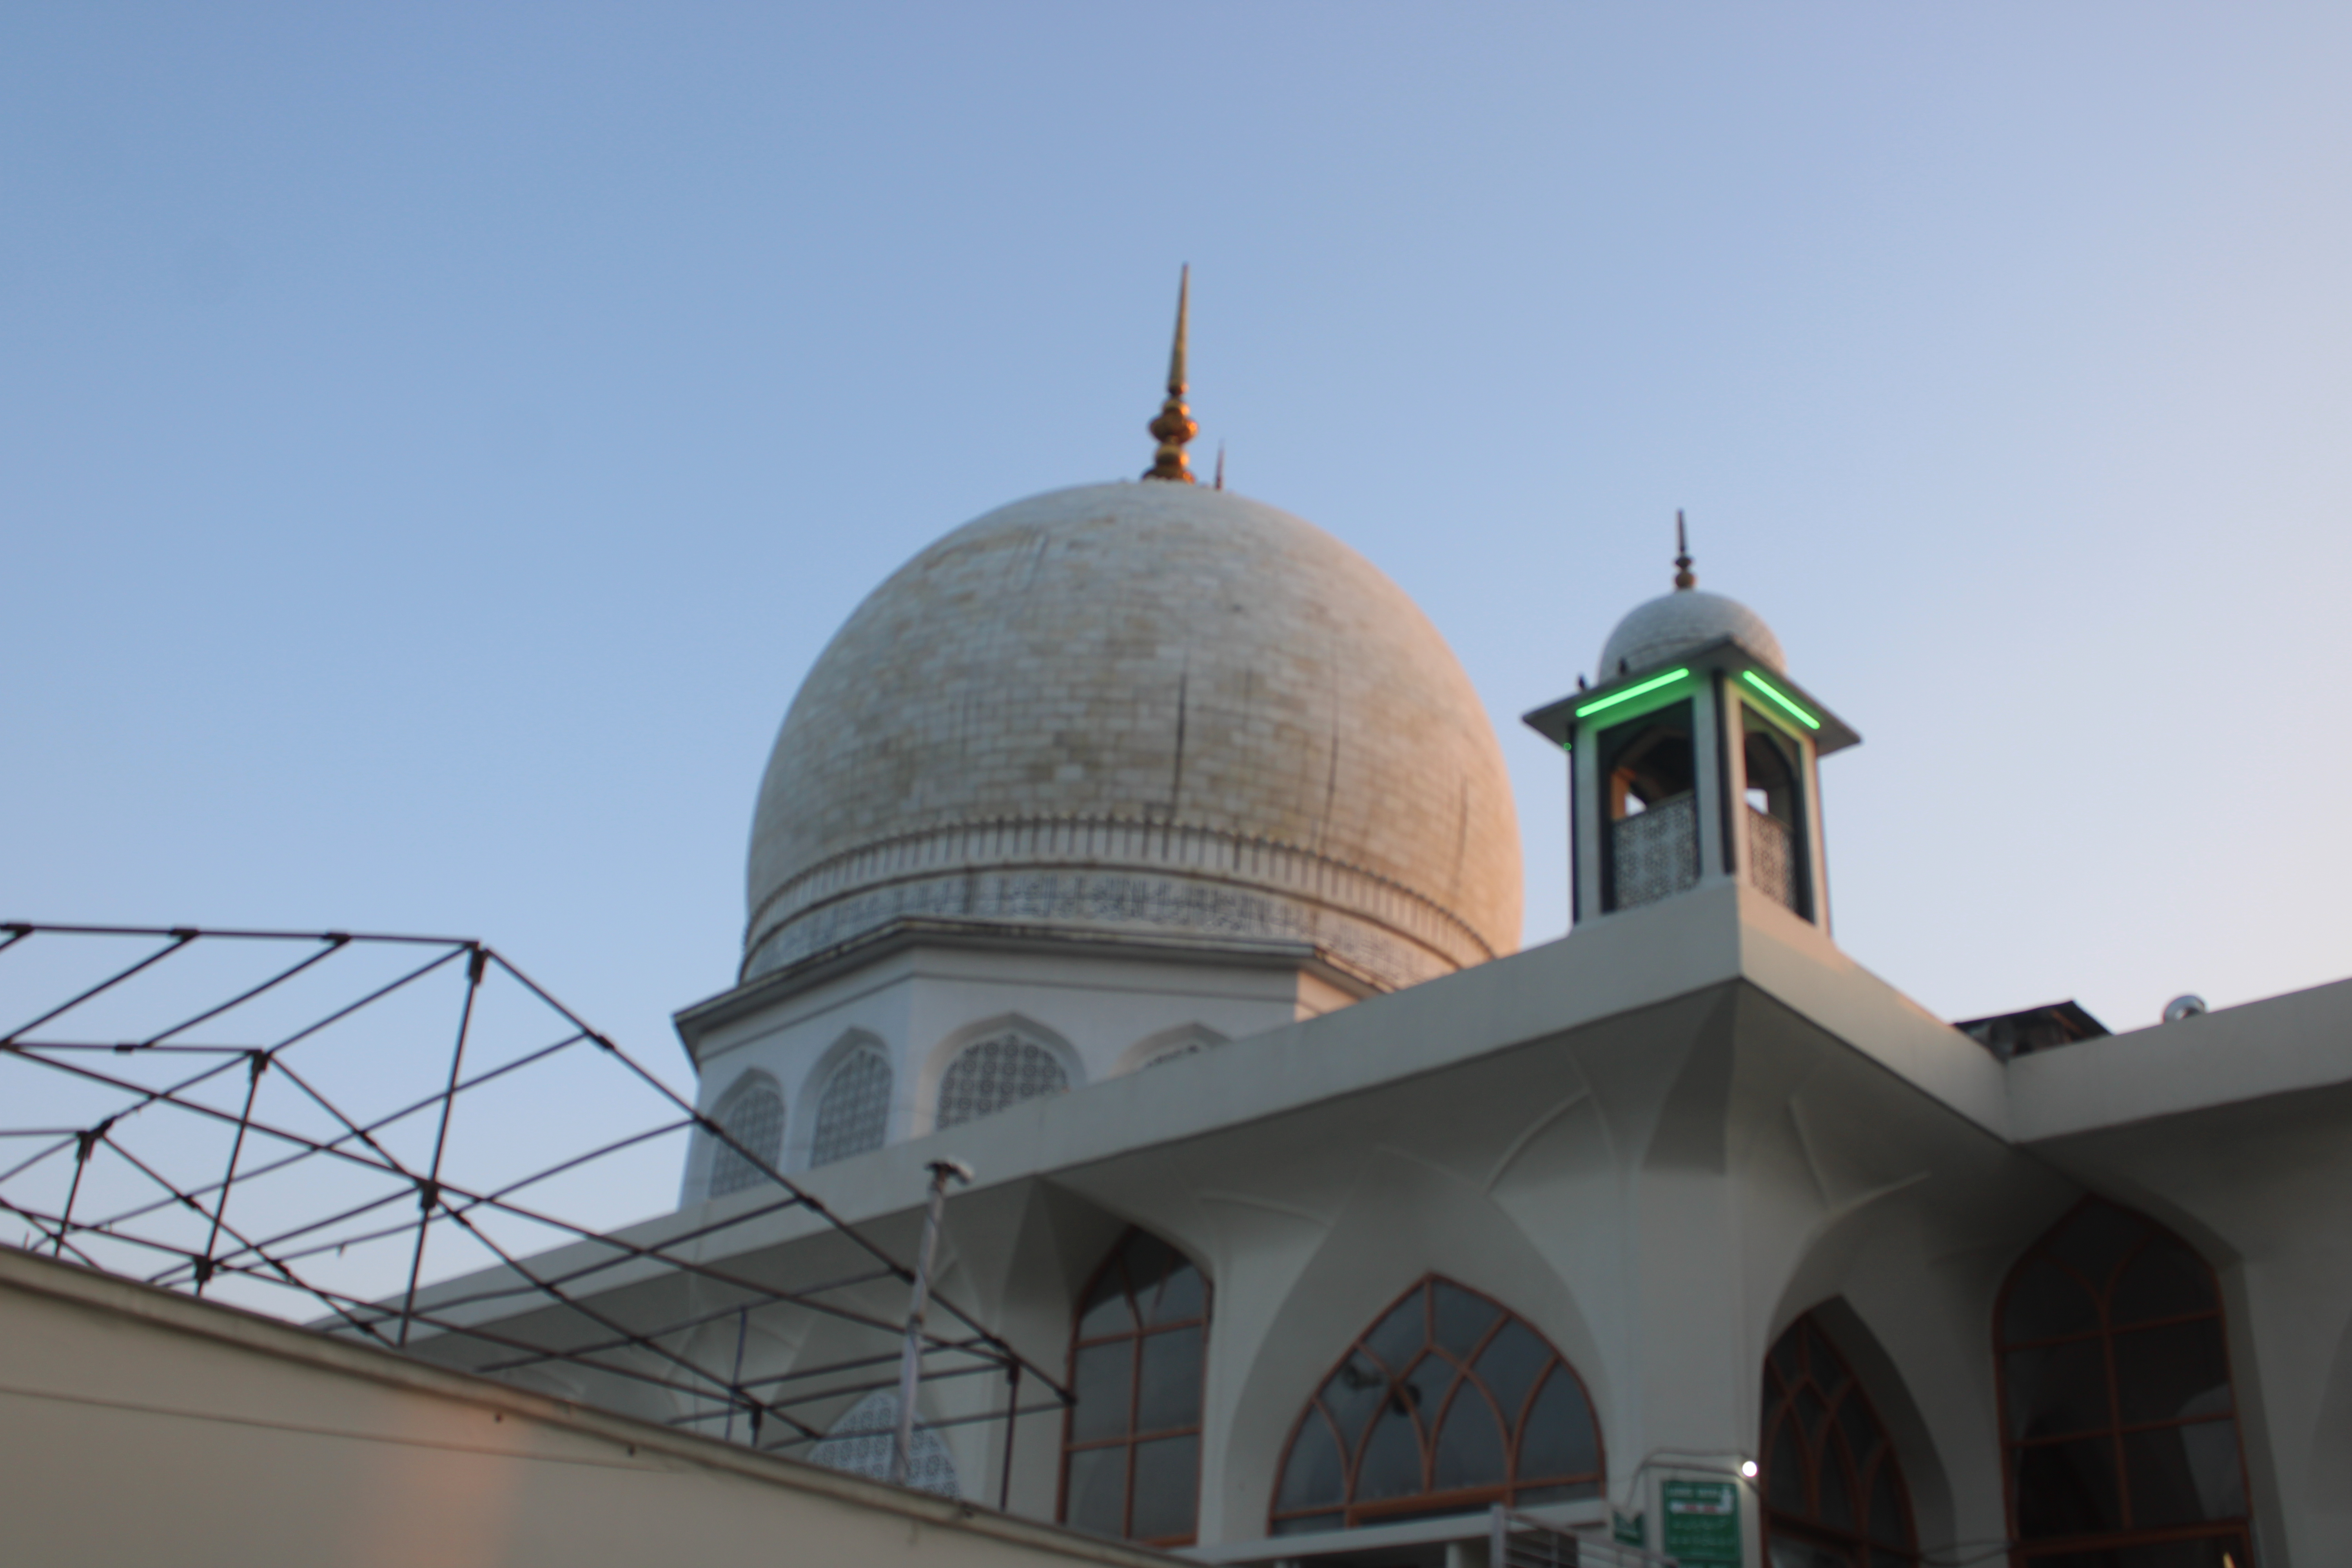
top-left (1672, 508), bottom-right (1696, 590)
top-left (1143, 266), bottom-right (1198, 483)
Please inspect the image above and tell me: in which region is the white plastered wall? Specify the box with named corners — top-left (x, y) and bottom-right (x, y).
top-left (437, 895), bottom-right (2350, 1564)
top-left (679, 944), bottom-right (1342, 1186)
top-left (0, 1245), bottom-right (1189, 1568)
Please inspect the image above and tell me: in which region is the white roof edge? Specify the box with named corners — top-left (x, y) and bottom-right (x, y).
top-left (414, 887), bottom-right (2351, 1315)
top-left (1728, 884), bottom-right (2013, 1137)
top-left (2006, 974), bottom-right (2352, 1142)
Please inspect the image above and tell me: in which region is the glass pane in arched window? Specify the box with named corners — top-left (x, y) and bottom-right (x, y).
top-left (707, 1074), bottom-right (783, 1197)
top-left (1270, 1277), bottom-right (1603, 1535)
top-left (1061, 1230), bottom-right (1209, 1547)
top-left (1517, 1368), bottom-right (1602, 1495)
top-left (1432, 1391), bottom-right (1506, 1491)
top-left (1759, 1310), bottom-right (1918, 1568)
top-left (937, 1034), bottom-right (1069, 1128)
top-left (1996, 1200), bottom-right (2253, 1565)
top-left (810, 1046), bottom-right (891, 1166)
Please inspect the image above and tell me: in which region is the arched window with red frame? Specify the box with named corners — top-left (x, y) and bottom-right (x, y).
top-left (1270, 1276), bottom-right (1604, 1535)
top-left (1060, 1230), bottom-right (1209, 1547)
top-left (1760, 1311), bottom-right (1920, 1568)
top-left (1996, 1198), bottom-right (2253, 1567)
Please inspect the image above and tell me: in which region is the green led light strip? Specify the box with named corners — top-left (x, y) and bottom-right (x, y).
top-left (1573, 667), bottom-right (1689, 719)
top-left (1741, 669), bottom-right (1821, 730)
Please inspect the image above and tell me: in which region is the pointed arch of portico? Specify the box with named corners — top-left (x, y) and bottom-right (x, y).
top-left (1981, 1181), bottom-right (2285, 1561)
top-left (1756, 1157), bottom-right (1978, 1559)
top-left (1762, 1296), bottom-right (1953, 1558)
top-left (1216, 1146), bottom-right (1612, 1542)
top-left (1992, 1194), bottom-right (2261, 1564)
top-left (961, 1180), bottom-right (1223, 1523)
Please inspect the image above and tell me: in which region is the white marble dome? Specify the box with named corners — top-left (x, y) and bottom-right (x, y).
top-left (744, 481), bottom-right (1523, 989)
top-left (1598, 588), bottom-right (1786, 680)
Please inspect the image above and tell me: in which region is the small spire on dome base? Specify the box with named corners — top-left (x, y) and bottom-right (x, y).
top-left (1672, 508), bottom-right (1696, 591)
top-left (1143, 266), bottom-right (1198, 483)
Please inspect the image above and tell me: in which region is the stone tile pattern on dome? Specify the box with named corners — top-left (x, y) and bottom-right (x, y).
top-left (745, 483), bottom-right (1522, 985)
top-left (1598, 588), bottom-right (1786, 678)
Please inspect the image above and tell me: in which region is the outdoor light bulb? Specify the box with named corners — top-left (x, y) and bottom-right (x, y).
top-left (1740, 1460), bottom-right (1759, 1479)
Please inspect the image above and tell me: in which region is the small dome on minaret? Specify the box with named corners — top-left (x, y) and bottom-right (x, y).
top-left (1597, 512), bottom-right (1786, 677)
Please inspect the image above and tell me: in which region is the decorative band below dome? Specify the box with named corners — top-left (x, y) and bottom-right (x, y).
top-left (741, 813), bottom-right (1501, 988)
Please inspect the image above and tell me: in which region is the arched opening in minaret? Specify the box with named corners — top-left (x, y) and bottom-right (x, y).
top-left (1742, 712), bottom-right (1809, 918)
top-left (1600, 702), bottom-right (1698, 911)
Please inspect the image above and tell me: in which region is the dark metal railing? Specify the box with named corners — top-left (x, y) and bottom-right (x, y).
top-left (1612, 794), bottom-right (1699, 909)
top-left (1746, 806), bottom-right (1798, 913)
top-left (1489, 1506), bottom-right (1680, 1568)
top-left (0, 921), bottom-right (1069, 1505)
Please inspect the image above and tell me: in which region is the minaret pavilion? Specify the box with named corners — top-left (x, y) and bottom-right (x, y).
top-left (1522, 515), bottom-right (1858, 930)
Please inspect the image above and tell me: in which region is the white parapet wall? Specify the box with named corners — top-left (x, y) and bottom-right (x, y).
top-left (0, 1244), bottom-right (1180, 1568)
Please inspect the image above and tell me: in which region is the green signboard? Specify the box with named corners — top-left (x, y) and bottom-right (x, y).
top-left (1661, 1479), bottom-right (1742, 1567)
top-left (1612, 1510), bottom-right (1646, 1548)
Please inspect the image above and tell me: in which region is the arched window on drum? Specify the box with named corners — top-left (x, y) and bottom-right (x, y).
top-left (1759, 1312), bottom-right (1918, 1568)
top-left (1271, 1277), bottom-right (1603, 1534)
top-left (1996, 1199), bottom-right (2252, 1567)
top-left (705, 1070), bottom-right (784, 1198)
top-left (1061, 1230), bottom-right (1209, 1546)
top-left (936, 1030), bottom-right (1071, 1129)
top-left (809, 1043), bottom-right (892, 1166)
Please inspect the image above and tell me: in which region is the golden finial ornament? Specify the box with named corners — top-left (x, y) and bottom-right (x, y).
top-left (1143, 266), bottom-right (1197, 483)
top-left (1672, 509), bottom-right (1696, 590)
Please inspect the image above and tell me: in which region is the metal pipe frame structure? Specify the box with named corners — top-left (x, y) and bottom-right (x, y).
top-left (0, 922), bottom-right (1072, 1481)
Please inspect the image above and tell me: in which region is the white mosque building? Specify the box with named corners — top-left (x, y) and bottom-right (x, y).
top-left (453, 291), bottom-right (2349, 1568)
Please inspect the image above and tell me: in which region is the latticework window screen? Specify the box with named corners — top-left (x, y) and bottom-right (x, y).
top-left (808, 1389), bottom-right (960, 1496)
top-left (707, 1074), bottom-right (784, 1197)
top-left (1611, 793), bottom-right (1699, 907)
top-left (810, 1046), bottom-right (892, 1166)
top-left (936, 1034), bottom-right (1069, 1128)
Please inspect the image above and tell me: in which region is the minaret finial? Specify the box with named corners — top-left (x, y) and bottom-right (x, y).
top-left (1214, 441), bottom-right (1226, 490)
top-left (1143, 266), bottom-right (1197, 483)
top-left (1672, 508), bottom-right (1696, 590)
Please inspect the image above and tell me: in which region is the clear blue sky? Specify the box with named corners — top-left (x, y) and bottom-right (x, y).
top-left (7, 3), bottom-right (2348, 1085)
